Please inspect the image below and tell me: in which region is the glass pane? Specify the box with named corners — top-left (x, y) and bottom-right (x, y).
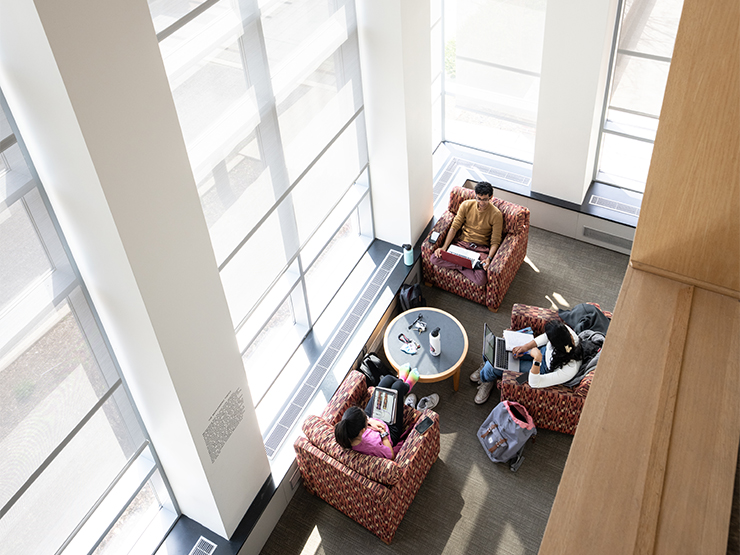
top-left (0, 303), bottom-right (142, 509)
top-left (606, 108), bottom-right (659, 141)
top-left (198, 132), bottom-right (273, 267)
top-left (242, 296), bottom-right (299, 403)
top-left (0, 143), bottom-right (33, 206)
top-left (610, 55), bottom-right (670, 117)
top-left (159, 1), bottom-right (258, 185)
top-left (0, 106), bottom-right (11, 143)
top-left (291, 117), bottom-right (364, 245)
top-left (445, 0), bottom-right (546, 162)
top-left (305, 212), bottom-right (365, 319)
top-left (278, 43), bottom-right (363, 183)
top-left (599, 133), bottom-right (653, 191)
top-left (262, 0), bottom-right (349, 70)
top-left (0, 388), bottom-right (144, 555)
top-left (219, 208), bottom-right (293, 326)
top-left (148, 0), bottom-right (210, 34)
top-left (0, 201), bottom-right (52, 312)
top-left (91, 479), bottom-right (162, 555)
top-left (619, 0), bottom-right (685, 58)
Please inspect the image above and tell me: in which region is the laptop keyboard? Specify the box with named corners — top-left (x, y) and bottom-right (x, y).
top-left (495, 337), bottom-right (508, 369)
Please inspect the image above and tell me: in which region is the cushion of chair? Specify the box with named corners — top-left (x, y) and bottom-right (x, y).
top-left (302, 415), bottom-right (402, 486)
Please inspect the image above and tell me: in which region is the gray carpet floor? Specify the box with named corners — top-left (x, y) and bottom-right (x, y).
top-left (259, 227), bottom-right (629, 555)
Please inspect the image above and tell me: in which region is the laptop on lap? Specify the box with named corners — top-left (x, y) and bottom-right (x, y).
top-left (483, 323), bottom-right (520, 374)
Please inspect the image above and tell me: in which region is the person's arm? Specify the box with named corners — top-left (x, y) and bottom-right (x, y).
top-left (512, 333), bottom-right (547, 358)
top-left (482, 210), bottom-right (503, 270)
top-left (434, 204), bottom-right (467, 257)
top-left (367, 419), bottom-right (394, 459)
top-left (528, 358), bottom-right (580, 389)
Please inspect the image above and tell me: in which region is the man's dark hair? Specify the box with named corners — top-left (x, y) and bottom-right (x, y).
top-left (474, 181), bottom-right (494, 198)
top-left (334, 406), bottom-right (367, 449)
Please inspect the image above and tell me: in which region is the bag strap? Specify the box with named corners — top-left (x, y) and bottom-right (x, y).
top-left (488, 438), bottom-right (507, 453)
top-left (480, 422), bottom-right (498, 439)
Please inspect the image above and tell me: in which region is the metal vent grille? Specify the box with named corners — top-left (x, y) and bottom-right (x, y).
top-left (188, 536), bottom-right (217, 555)
top-left (582, 226), bottom-right (634, 251)
top-left (263, 249), bottom-right (403, 458)
top-left (434, 157), bottom-right (532, 204)
top-left (589, 195), bottom-right (641, 217)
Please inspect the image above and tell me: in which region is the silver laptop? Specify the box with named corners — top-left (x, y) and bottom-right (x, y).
top-left (483, 323), bottom-right (520, 373)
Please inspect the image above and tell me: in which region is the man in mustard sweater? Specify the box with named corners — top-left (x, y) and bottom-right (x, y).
top-left (431, 181), bottom-right (503, 286)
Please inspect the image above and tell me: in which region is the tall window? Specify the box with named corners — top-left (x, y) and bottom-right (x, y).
top-left (435, 0), bottom-right (547, 163)
top-left (597, 0), bottom-right (685, 192)
top-left (150, 0), bottom-right (373, 415)
top-left (0, 94), bottom-right (176, 553)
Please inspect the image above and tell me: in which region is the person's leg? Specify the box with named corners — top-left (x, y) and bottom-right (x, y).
top-left (479, 360), bottom-right (502, 382)
top-left (457, 242), bottom-right (490, 286)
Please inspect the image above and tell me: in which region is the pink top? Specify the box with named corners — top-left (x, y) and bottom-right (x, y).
top-left (352, 422), bottom-right (404, 459)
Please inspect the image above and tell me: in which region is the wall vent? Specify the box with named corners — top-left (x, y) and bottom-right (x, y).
top-left (263, 249), bottom-right (402, 458)
top-left (589, 195), bottom-right (641, 217)
top-left (188, 536), bottom-right (217, 555)
top-left (582, 226), bottom-right (633, 251)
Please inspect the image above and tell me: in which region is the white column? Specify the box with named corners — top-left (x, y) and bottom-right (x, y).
top-left (0, 0), bottom-right (270, 538)
top-left (357, 0), bottom-right (434, 247)
top-left (532, 0), bottom-right (619, 205)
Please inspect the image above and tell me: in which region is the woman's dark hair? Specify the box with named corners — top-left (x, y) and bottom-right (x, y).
top-left (334, 406), bottom-right (367, 449)
top-left (545, 319), bottom-right (582, 371)
top-left (474, 181), bottom-right (494, 198)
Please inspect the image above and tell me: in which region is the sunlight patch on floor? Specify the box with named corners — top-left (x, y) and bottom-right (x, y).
top-left (524, 255), bottom-right (540, 273)
top-left (552, 292), bottom-right (570, 308)
top-left (299, 526), bottom-right (323, 555)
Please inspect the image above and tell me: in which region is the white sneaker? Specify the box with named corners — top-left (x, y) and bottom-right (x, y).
top-left (470, 361), bottom-right (485, 383)
top-left (405, 393), bottom-right (417, 409)
top-left (474, 381), bottom-right (495, 404)
top-left (417, 393), bottom-right (439, 411)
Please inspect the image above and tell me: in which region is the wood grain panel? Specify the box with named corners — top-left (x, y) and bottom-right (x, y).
top-left (539, 266), bottom-right (693, 554)
top-left (654, 288), bottom-right (740, 554)
top-left (631, 0), bottom-right (740, 295)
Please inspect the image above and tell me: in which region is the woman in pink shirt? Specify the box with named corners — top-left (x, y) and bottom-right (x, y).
top-left (334, 371), bottom-right (419, 460)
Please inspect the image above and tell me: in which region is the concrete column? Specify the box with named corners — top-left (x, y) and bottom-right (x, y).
top-left (0, 0), bottom-right (270, 538)
top-left (532, 0), bottom-right (619, 205)
top-left (356, 0), bottom-right (434, 246)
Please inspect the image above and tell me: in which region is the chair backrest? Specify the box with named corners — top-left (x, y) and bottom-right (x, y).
top-left (446, 186), bottom-right (529, 236)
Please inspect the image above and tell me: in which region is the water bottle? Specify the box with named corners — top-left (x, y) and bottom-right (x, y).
top-left (430, 327), bottom-right (441, 357)
top-left (402, 244), bottom-right (413, 266)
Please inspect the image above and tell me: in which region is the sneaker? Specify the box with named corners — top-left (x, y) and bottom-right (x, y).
top-left (417, 393), bottom-right (439, 411)
top-left (405, 393), bottom-right (417, 409)
top-left (474, 381), bottom-right (495, 404)
top-left (470, 361), bottom-right (485, 383)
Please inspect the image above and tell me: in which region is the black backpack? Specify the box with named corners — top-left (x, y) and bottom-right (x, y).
top-left (399, 283), bottom-right (426, 311)
top-left (357, 351), bottom-right (393, 387)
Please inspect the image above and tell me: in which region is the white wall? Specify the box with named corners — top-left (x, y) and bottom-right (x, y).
top-left (0, 0), bottom-right (270, 538)
top-left (357, 0), bottom-right (434, 247)
top-left (531, 0), bottom-right (620, 205)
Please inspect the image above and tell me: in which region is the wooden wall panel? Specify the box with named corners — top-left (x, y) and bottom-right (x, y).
top-left (630, 0), bottom-right (740, 297)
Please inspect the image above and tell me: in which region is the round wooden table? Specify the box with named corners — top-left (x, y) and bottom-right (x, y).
top-left (383, 307), bottom-right (469, 391)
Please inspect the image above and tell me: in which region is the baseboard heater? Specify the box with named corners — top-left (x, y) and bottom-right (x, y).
top-left (263, 249), bottom-right (402, 458)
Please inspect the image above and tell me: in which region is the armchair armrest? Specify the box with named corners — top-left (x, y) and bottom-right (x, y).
top-left (485, 231), bottom-right (528, 310)
top-left (394, 410), bottom-right (440, 470)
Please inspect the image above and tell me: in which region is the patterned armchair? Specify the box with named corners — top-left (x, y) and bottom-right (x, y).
top-left (421, 186), bottom-right (530, 312)
top-left (498, 303), bottom-right (612, 435)
top-left (294, 371), bottom-right (440, 544)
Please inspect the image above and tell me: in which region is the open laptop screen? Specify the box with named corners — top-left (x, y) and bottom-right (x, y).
top-left (483, 323), bottom-right (496, 366)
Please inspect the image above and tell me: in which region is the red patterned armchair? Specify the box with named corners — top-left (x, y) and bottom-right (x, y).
top-left (422, 186), bottom-right (530, 312)
top-left (294, 371), bottom-right (440, 544)
top-left (498, 303), bottom-right (612, 435)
